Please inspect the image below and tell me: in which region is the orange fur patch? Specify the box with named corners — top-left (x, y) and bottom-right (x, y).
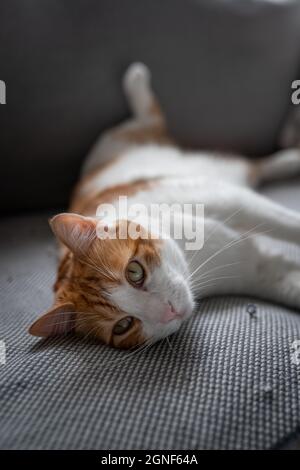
top-left (70, 178), bottom-right (159, 216)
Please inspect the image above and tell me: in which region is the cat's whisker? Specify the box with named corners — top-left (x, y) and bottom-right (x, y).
top-left (32, 311), bottom-right (102, 331)
top-left (190, 275), bottom-right (240, 292)
top-left (75, 244), bottom-right (120, 283)
top-left (125, 337), bottom-right (156, 357)
top-left (81, 323), bottom-right (105, 343)
top-left (203, 207), bottom-right (244, 245)
top-left (84, 255), bottom-right (116, 281)
top-left (53, 313), bottom-right (110, 336)
top-left (188, 263), bottom-right (242, 291)
top-left (187, 223), bottom-right (262, 281)
top-left (190, 273), bottom-right (240, 287)
top-left (187, 208), bottom-right (244, 268)
top-left (165, 336), bottom-right (178, 358)
top-left (192, 282), bottom-right (224, 293)
top-left (188, 223), bottom-right (272, 281)
top-left (131, 338), bottom-right (159, 361)
top-left (194, 261), bottom-right (241, 281)
top-left (101, 336), bottom-right (156, 370)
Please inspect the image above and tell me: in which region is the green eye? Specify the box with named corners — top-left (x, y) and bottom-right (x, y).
top-left (126, 261), bottom-right (145, 286)
top-left (113, 316), bottom-right (134, 335)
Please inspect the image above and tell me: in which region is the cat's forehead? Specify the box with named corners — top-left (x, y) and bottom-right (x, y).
top-left (87, 233), bottom-right (162, 272)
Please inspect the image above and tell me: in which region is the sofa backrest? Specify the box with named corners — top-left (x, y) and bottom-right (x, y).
top-left (1, 0), bottom-right (300, 212)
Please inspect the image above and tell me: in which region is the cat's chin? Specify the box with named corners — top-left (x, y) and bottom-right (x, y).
top-left (152, 316), bottom-right (188, 343)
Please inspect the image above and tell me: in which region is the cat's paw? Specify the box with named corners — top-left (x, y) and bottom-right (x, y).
top-left (280, 148), bottom-right (300, 164)
top-left (279, 107), bottom-right (300, 148)
top-left (280, 270), bottom-right (300, 310)
top-left (123, 62), bottom-right (151, 95)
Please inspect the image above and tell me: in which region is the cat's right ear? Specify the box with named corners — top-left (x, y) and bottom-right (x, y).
top-left (28, 302), bottom-right (76, 337)
top-left (49, 213), bottom-right (97, 256)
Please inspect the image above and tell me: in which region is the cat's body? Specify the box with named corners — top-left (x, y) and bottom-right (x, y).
top-left (29, 63), bottom-right (300, 349)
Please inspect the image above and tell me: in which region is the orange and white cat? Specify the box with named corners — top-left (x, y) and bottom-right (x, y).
top-left (29, 63), bottom-right (300, 349)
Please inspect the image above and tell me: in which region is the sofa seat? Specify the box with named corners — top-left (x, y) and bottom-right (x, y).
top-left (1, 179), bottom-right (300, 449)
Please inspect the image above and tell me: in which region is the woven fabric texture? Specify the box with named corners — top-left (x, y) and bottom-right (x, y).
top-left (1, 180), bottom-right (300, 449)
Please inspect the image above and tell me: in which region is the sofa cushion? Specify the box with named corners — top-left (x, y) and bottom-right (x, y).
top-left (1, 0), bottom-right (300, 212)
top-left (1, 181), bottom-right (300, 449)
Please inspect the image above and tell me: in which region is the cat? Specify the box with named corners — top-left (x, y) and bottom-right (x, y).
top-left (29, 62), bottom-right (300, 349)
top-left (280, 100), bottom-right (300, 148)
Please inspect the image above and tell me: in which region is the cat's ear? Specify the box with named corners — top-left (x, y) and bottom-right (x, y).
top-left (28, 302), bottom-right (76, 337)
top-left (50, 213), bottom-right (97, 256)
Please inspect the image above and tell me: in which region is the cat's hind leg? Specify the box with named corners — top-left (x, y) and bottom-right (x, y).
top-left (82, 63), bottom-right (172, 175)
top-left (123, 62), bottom-right (165, 124)
top-left (250, 148), bottom-right (300, 187)
top-left (220, 147), bottom-right (300, 189)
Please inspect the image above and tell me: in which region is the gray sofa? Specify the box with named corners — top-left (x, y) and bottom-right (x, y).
top-left (1, 0), bottom-right (300, 449)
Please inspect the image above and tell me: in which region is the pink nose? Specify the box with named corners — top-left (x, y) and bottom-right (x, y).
top-left (161, 303), bottom-right (181, 324)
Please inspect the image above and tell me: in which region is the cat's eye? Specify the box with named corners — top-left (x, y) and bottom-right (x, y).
top-left (126, 261), bottom-right (145, 286)
top-left (113, 316), bottom-right (134, 335)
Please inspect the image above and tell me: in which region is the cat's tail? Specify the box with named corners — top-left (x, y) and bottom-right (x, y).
top-left (252, 148), bottom-right (300, 186)
top-left (122, 62), bottom-right (166, 125)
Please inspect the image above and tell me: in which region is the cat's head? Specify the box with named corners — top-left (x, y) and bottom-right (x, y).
top-left (29, 213), bottom-right (194, 349)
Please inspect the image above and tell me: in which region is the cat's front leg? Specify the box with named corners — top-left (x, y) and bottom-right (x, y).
top-left (202, 183), bottom-right (300, 247)
top-left (187, 218), bottom-right (300, 310)
top-left (245, 240), bottom-right (300, 310)
top-left (163, 179), bottom-right (300, 247)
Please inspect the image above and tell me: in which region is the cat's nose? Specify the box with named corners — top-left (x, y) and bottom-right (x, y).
top-left (161, 302), bottom-right (182, 324)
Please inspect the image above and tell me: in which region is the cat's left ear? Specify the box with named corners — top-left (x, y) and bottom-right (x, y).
top-left (28, 302), bottom-right (76, 337)
top-left (49, 213), bottom-right (97, 256)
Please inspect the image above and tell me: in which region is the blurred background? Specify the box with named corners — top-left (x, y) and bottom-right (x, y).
top-left (0, 0), bottom-right (300, 212)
